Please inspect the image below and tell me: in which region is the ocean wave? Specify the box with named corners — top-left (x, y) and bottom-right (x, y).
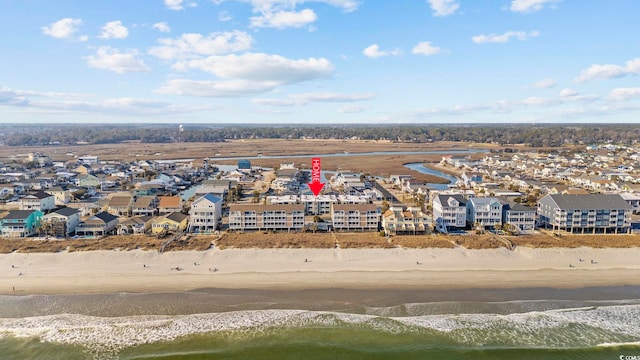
top-left (1, 305), bottom-right (639, 354)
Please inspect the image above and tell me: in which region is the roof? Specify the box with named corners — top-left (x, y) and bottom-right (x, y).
top-left (229, 204), bottom-right (305, 213)
top-left (332, 203), bottom-right (379, 212)
top-left (436, 194), bottom-right (467, 206)
top-left (158, 196), bottom-right (181, 208)
top-left (165, 212), bottom-right (189, 223)
top-left (133, 196), bottom-right (156, 208)
top-left (53, 207), bottom-right (80, 216)
top-left (94, 211), bottom-right (119, 223)
top-left (194, 193), bottom-right (222, 205)
top-left (544, 194), bottom-right (632, 210)
top-left (2, 210), bottom-right (36, 220)
top-left (24, 190), bottom-right (53, 199)
top-left (108, 195), bottom-right (132, 208)
top-left (119, 216), bottom-right (154, 226)
top-left (469, 197), bottom-right (501, 206)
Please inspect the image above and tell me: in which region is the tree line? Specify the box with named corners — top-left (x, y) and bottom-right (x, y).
top-left (2, 123), bottom-right (640, 147)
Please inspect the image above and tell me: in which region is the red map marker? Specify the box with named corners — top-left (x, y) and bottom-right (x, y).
top-left (308, 157), bottom-right (325, 196)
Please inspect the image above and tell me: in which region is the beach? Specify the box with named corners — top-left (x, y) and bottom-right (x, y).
top-left (2, 246), bottom-right (640, 295)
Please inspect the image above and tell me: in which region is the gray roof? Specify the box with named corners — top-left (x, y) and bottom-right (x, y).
top-left (165, 212), bottom-right (188, 223)
top-left (53, 207), bottom-right (80, 217)
top-left (94, 211), bottom-right (119, 223)
top-left (544, 194), bottom-right (632, 210)
top-left (469, 197), bottom-right (501, 206)
top-left (2, 210), bottom-right (36, 220)
top-left (436, 194), bottom-right (466, 206)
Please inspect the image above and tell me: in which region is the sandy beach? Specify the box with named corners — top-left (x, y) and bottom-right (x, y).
top-left (2, 246), bottom-right (640, 295)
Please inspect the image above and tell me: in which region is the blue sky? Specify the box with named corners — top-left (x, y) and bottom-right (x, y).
top-left (1, 0), bottom-right (639, 124)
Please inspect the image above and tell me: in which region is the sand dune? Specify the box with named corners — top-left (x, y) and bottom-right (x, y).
top-left (2, 247), bottom-right (640, 295)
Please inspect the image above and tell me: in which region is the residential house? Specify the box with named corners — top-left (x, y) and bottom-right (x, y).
top-left (107, 195), bottom-right (133, 217)
top-left (537, 194), bottom-right (632, 234)
top-left (467, 197), bottom-right (503, 229)
top-left (620, 193), bottom-right (640, 214)
top-left (188, 193), bottom-right (222, 233)
top-left (75, 211), bottom-right (119, 237)
top-left (432, 194), bottom-right (467, 232)
top-left (0, 210), bottom-right (43, 238)
top-left (228, 204), bottom-right (305, 232)
top-left (371, 180), bottom-right (396, 202)
top-left (76, 173), bottom-right (102, 189)
top-left (117, 216), bottom-right (153, 235)
top-left (132, 196), bottom-right (158, 217)
top-left (381, 206), bottom-right (431, 235)
top-left (41, 207), bottom-right (81, 237)
top-left (158, 196), bottom-right (183, 215)
top-left (19, 190), bottom-right (56, 212)
top-left (500, 201), bottom-right (535, 233)
top-left (331, 204), bottom-right (380, 231)
top-left (45, 186), bottom-right (71, 205)
top-left (151, 212), bottom-right (189, 234)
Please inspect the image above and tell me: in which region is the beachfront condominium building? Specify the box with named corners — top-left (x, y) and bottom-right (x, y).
top-left (188, 193), bottom-right (222, 233)
top-left (331, 203), bottom-right (380, 231)
top-left (228, 204), bottom-right (305, 232)
top-left (432, 194), bottom-right (467, 232)
top-left (300, 194), bottom-right (338, 215)
top-left (467, 197), bottom-right (503, 229)
top-left (537, 194), bottom-right (632, 234)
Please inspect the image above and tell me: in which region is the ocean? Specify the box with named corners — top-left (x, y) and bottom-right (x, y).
top-left (1, 287), bottom-right (640, 360)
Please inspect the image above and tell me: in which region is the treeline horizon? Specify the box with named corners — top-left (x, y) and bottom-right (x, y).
top-left (1, 123), bottom-right (640, 148)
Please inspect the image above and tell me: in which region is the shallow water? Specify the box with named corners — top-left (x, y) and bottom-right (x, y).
top-left (1, 287), bottom-right (640, 359)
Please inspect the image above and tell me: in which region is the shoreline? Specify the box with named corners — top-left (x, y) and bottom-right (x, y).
top-left (2, 247), bottom-right (640, 295)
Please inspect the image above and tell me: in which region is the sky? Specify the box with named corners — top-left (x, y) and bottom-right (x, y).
top-left (1, 0), bottom-right (639, 124)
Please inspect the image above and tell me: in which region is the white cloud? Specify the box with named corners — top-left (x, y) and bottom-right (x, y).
top-left (236, 0), bottom-right (360, 13)
top-left (607, 88), bottom-right (640, 101)
top-left (472, 30), bottom-right (539, 44)
top-left (152, 22), bottom-right (171, 33)
top-left (157, 79), bottom-right (277, 97)
top-left (559, 88), bottom-right (578, 97)
top-left (510, 0), bottom-right (560, 13)
top-left (253, 92), bottom-right (375, 106)
top-left (41, 18), bottom-right (82, 39)
top-left (219, 11), bottom-right (233, 22)
top-left (174, 53), bottom-right (334, 83)
top-left (99, 20), bottom-right (129, 39)
top-left (85, 47), bottom-right (150, 73)
top-left (530, 78), bottom-right (556, 89)
top-left (339, 104), bottom-right (368, 113)
top-left (427, 0), bottom-right (459, 16)
top-left (363, 44), bottom-right (401, 58)
top-left (411, 41), bottom-right (441, 56)
top-left (165, 0), bottom-right (184, 10)
top-left (250, 8), bottom-right (317, 28)
top-left (574, 58), bottom-right (640, 83)
top-left (78, 35), bottom-right (89, 42)
top-left (1, 86), bottom-right (207, 116)
top-left (148, 31), bottom-right (253, 60)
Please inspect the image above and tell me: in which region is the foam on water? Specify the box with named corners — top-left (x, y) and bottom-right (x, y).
top-left (1, 304), bottom-right (639, 355)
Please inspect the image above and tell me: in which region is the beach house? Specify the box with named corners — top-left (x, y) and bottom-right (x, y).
top-left (151, 212), bottom-right (189, 234)
top-left (467, 197), bottom-right (503, 229)
top-left (75, 211), bottom-right (119, 237)
top-left (432, 194), bottom-right (467, 231)
top-left (188, 193), bottom-right (222, 233)
top-left (18, 190), bottom-right (56, 212)
top-left (381, 206), bottom-right (431, 235)
top-left (0, 210), bottom-right (44, 238)
top-left (41, 206), bottom-right (81, 237)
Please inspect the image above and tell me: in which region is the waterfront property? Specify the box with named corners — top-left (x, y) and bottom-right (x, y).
top-left (382, 206), bottom-right (431, 235)
top-left (151, 212), bottom-right (189, 234)
top-left (0, 209), bottom-right (43, 238)
top-left (188, 193), bottom-right (222, 233)
top-left (432, 194), bottom-right (467, 232)
top-left (501, 201), bottom-right (536, 233)
top-left (537, 194), bottom-right (632, 234)
top-left (18, 190), bottom-right (56, 212)
top-left (41, 206), bottom-right (81, 237)
top-left (75, 211), bottom-right (119, 237)
top-left (467, 197), bottom-right (503, 229)
top-left (331, 203), bottom-right (380, 231)
top-left (228, 204), bottom-right (305, 232)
